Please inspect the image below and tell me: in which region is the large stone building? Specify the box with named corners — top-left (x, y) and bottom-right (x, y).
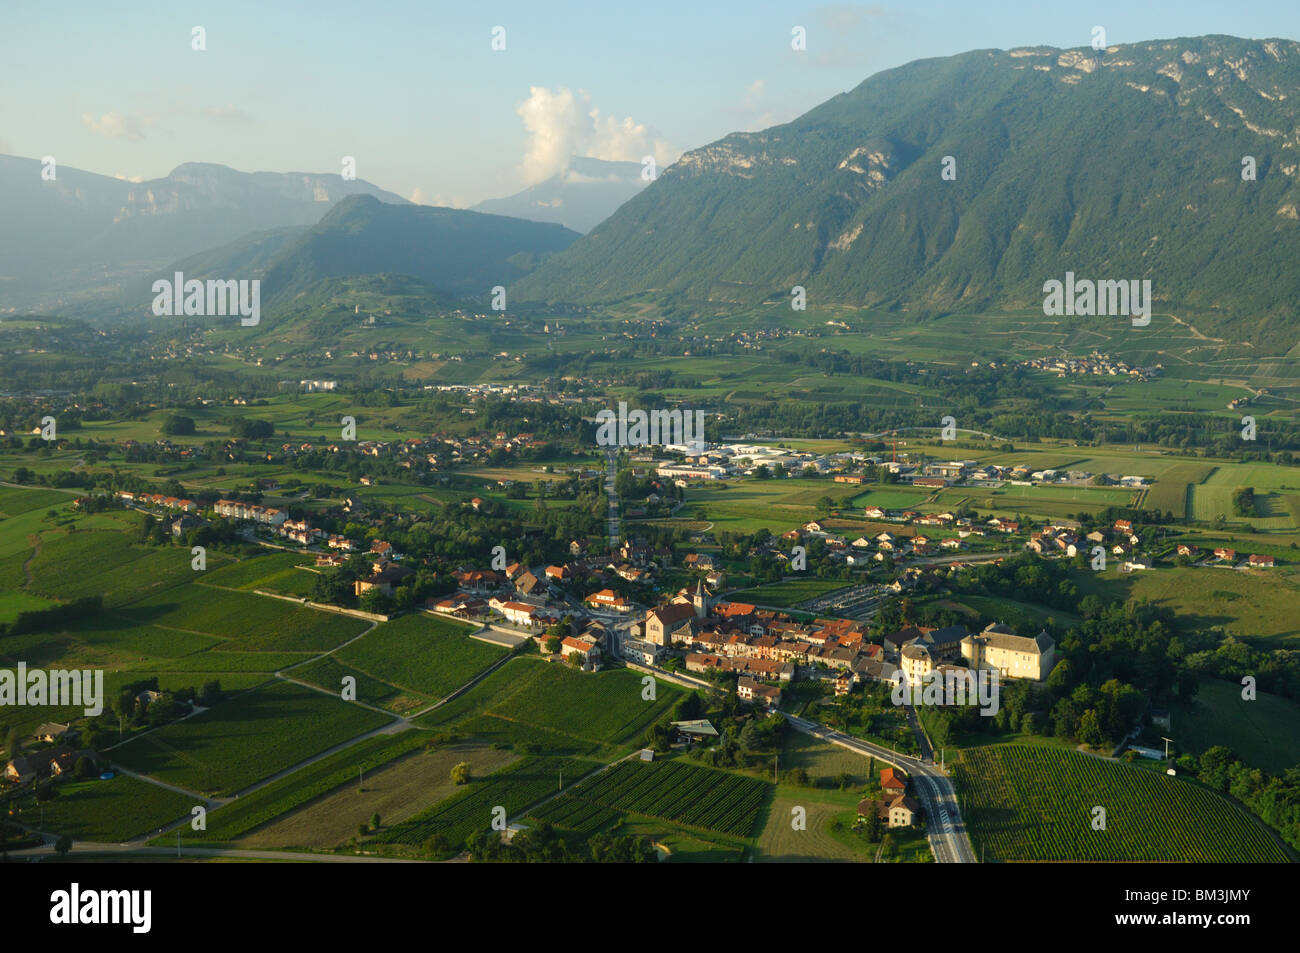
top-left (961, 622), bottom-right (1056, 681)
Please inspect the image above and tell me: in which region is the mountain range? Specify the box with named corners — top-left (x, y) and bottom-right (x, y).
top-left (514, 35), bottom-right (1300, 348)
top-left (0, 158), bottom-right (406, 310)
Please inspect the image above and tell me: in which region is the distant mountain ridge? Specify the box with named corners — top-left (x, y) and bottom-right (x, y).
top-left (515, 35), bottom-right (1300, 348)
top-left (471, 156), bottom-right (649, 233)
top-left (256, 194), bottom-right (581, 307)
top-left (0, 157), bottom-right (407, 309)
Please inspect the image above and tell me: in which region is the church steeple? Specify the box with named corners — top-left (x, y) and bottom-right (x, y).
top-left (692, 578), bottom-right (709, 619)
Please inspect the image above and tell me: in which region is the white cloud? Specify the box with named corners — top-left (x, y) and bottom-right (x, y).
top-left (113, 173), bottom-right (145, 183)
top-left (81, 111), bottom-right (147, 140)
top-left (516, 86), bottom-right (678, 186)
top-left (409, 187), bottom-right (465, 208)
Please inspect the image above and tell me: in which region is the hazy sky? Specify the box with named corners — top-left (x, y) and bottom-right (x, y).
top-left (3, 0), bottom-right (1299, 206)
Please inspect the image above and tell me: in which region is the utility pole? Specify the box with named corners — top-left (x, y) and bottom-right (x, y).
top-left (358, 767), bottom-right (362, 793)
top-left (177, 830), bottom-right (181, 859)
top-left (1161, 736), bottom-right (1174, 760)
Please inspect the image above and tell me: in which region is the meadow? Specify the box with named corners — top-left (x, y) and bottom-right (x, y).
top-left (1172, 677), bottom-right (1300, 775)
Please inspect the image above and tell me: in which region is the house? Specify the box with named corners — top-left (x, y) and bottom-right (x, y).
top-left (559, 636), bottom-right (601, 667)
top-left (33, 722), bottom-right (76, 745)
top-left (885, 795), bottom-right (922, 828)
top-left (4, 755), bottom-right (39, 783)
top-left (515, 571), bottom-right (547, 597)
top-left (1214, 548), bottom-right (1237, 562)
top-left (1248, 553), bottom-right (1275, 568)
top-left (354, 563), bottom-right (414, 597)
top-left (585, 589), bottom-right (633, 613)
top-left (880, 766), bottom-right (907, 795)
top-left (858, 794), bottom-right (922, 828)
top-left (49, 748), bottom-right (92, 777)
top-left (736, 676), bottom-right (782, 709)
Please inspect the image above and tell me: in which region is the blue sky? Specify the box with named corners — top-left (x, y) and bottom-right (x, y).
top-left (2, 0), bottom-right (1298, 206)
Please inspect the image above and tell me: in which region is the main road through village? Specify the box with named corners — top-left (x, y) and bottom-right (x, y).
top-left (783, 712), bottom-right (977, 863)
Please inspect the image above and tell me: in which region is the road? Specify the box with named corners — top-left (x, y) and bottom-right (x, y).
top-left (604, 449), bottom-right (620, 546)
top-left (783, 713), bottom-right (976, 864)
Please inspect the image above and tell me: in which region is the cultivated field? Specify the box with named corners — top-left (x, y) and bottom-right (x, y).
top-left (955, 744), bottom-right (1289, 862)
top-left (111, 680), bottom-right (392, 796)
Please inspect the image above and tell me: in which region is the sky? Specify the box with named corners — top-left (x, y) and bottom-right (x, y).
top-left (3, 0), bottom-right (1299, 207)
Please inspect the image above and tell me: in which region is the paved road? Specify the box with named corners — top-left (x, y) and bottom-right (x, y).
top-left (783, 713), bottom-right (976, 864)
top-left (604, 449), bottom-right (620, 546)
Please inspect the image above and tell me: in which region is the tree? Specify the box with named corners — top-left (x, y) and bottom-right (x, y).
top-left (54, 834), bottom-right (72, 858)
top-left (865, 808), bottom-right (884, 843)
top-left (544, 635), bottom-right (561, 655)
top-left (370, 812), bottom-right (381, 831)
top-left (161, 414), bottom-right (196, 436)
top-left (1077, 709), bottom-right (1106, 747)
top-left (451, 761), bottom-right (471, 785)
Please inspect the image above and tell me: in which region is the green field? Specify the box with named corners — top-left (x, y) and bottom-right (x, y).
top-left (0, 589), bottom-right (57, 623)
top-left (539, 759), bottom-right (770, 839)
top-left (19, 773), bottom-right (195, 842)
top-left (123, 585), bottom-right (369, 652)
top-left (1173, 678), bottom-right (1300, 775)
top-left (416, 658), bottom-right (685, 756)
top-left (728, 578), bottom-right (850, 607)
top-left (333, 613), bottom-right (505, 700)
top-left (956, 744), bottom-right (1288, 862)
top-left (174, 730), bottom-right (433, 845)
top-left (111, 679), bottom-right (392, 796)
top-left (371, 755), bottom-right (599, 850)
top-left (1075, 565), bottom-right (1300, 646)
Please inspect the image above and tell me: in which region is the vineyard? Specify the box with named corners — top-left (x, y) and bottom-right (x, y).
top-left (543, 759), bottom-right (770, 839)
top-left (955, 745), bottom-right (1289, 862)
top-left (371, 756), bottom-right (598, 848)
top-left (528, 795), bottom-right (623, 834)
